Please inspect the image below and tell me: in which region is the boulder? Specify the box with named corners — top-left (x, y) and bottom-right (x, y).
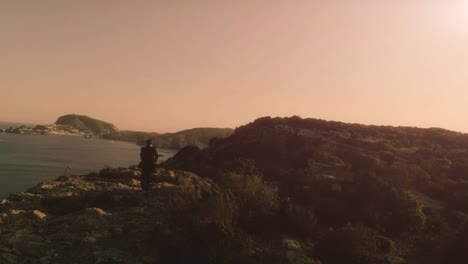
top-left (30, 210), bottom-right (47, 220)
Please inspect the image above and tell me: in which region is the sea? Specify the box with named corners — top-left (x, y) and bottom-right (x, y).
top-left (0, 122), bottom-right (177, 199)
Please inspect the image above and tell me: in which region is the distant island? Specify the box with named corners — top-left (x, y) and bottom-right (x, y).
top-left (3, 114), bottom-right (234, 149)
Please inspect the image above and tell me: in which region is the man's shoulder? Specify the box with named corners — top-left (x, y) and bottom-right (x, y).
top-left (141, 146), bottom-right (152, 151)
top-left (141, 146), bottom-right (157, 151)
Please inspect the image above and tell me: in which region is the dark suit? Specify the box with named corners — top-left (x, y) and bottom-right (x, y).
top-left (140, 146), bottom-right (158, 191)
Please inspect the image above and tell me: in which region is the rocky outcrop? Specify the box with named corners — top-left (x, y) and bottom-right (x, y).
top-left (0, 168), bottom-right (237, 264)
top-left (55, 115), bottom-right (118, 135)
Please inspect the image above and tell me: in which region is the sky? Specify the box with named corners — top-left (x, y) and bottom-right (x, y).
top-left (1, 1), bottom-right (467, 133)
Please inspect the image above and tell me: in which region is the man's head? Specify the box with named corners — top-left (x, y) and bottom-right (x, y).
top-left (146, 139), bottom-right (153, 146)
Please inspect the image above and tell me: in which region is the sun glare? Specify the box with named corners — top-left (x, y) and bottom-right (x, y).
top-left (437, 1), bottom-right (468, 34)
top-left (455, 1), bottom-right (468, 27)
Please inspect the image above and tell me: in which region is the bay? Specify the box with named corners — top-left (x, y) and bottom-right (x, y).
top-left (0, 127), bottom-right (177, 198)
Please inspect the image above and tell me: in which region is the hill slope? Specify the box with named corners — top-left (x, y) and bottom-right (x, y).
top-left (163, 116), bottom-right (468, 263)
top-left (55, 114), bottom-right (118, 135)
top-left (0, 168), bottom-right (318, 264)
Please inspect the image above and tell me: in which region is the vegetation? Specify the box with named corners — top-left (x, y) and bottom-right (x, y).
top-left (5, 115), bottom-right (468, 263)
top-left (163, 116), bottom-right (468, 263)
top-left (315, 225), bottom-right (395, 264)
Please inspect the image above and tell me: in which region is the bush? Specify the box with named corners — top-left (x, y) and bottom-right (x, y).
top-left (315, 225), bottom-right (395, 264)
top-left (386, 191), bottom-right (426, 234)
top-left (151, 221), bottom-right (256, 264)
top-left (336, 175), bottom-right (426, 234)
top-left (220, 173), bottom-right (277, 209)
top-left (219, 172), bottom-right (279, 234)
top-left (378, 163), bottom-right (431, 189)
top-left (279, 199), bottom-right (317, 238)
top-left (441, 224), bottom-right (468, 264)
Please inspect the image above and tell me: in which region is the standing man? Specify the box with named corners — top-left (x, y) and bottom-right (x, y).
top-left (139, 139), bottom-right (158, 191)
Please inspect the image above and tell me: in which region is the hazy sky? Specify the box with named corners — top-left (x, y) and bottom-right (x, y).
top-left (1, 1), bottom-right (467, 132)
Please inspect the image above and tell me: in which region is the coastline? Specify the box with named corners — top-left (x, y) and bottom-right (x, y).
top-left (0, 116), bottom-right (234, 149)
top-left (0, 133), bottom-right (178, 199)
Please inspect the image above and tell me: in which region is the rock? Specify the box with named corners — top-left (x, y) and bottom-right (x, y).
top-left (82, 236), bottom-right (98, 244)
top-left (0, 213), bottom-right (8, 224)
top-left (152, 168), bottom-right (177, 183)
top-left (85, 207), bottom-right (111, 217)
top-left (30, 210), bottom-right (47, 220)
top-left (7, 192), bottom-right (41, 202)
top-left (0, 168), bottom-right (237, 263)
top-left (283, 237), bottom-right (302, 250)
top-left (282, 238), bottom-right (320, 264)
top-left (1, 193), bottom-right (42, 212)
top-left (9, 209), bottom-right (25, 215)
top-left (38, 181), bottom-right (61, 190)
top-left (4, 209), bottom-right (27, 223)
top-left (127, 179), bottom-right (141, 187)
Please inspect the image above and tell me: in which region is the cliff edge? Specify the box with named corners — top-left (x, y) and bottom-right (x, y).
top-left (0, 167), bottom-right (317, 264)
top-left (0, 168), bottom-right (236, 263)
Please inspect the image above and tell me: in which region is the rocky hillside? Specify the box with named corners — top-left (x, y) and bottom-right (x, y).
top-left (103, 127), bottom-right (234, 149)
top-left (163, 116), bottom-right (468, 264)
top-left (55, 115), bottom-right (118, 135)
top-left (0, 167), bottom-right (319, 264)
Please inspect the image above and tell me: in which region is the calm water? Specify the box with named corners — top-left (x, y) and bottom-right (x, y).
top-left (0, 125), bottom-right (176, 198)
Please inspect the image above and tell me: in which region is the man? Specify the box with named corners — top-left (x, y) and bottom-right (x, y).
top-left (139, 139), bottom-right (158, 191)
